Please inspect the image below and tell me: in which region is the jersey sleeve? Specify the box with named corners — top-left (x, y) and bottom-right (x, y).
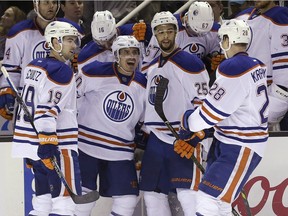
top-left (187, 63), bottom-right (248, 132)
top-left (0, 32), bottom-right (24, 88)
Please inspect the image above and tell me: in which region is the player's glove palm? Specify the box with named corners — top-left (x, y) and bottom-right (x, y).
top-left (37, 132), bottom-right (58, 170)
top-left (174, 129), bottom-right (206, 159)
top-left (133, 21), bottom-right (146, 41)
top-left (0, 87), bottom-right (15, 120)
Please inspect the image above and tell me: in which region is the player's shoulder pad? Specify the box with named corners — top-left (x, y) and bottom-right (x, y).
top-left (133, 71), bottom-right (147, 88)
top-left (170, 50), bottom-right (206, 74)
top-left (78, 41), bottom-right (103, 63)
top-left (236, 7), bottom-right (255, 18)
top-left (218, 53), bottom-right (262, 77)
top-left (142, 57), bottom-right (159, 71)
top-left (57, 17), bottom-right (84, 35)
top-left (7, 19), bottom-right (36, 37)
top-left (263, 6), bottom-right (288, 25)
top-left (82, 61), bottom-right (114, 77)
top-left (118, 23), bottom-right (134, 36)
top-left (30, 58), bottom-right (73, 84)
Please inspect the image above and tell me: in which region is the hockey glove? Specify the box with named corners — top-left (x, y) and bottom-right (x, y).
top-left (174, 139), bottom-right (197, 159)
top-left (71, 53), bottom-right (79, 74)
top-left (37, 132), bottom-right (58, 170)
top-left (211, 53), bottom-right (225, 71)
top-left (0, 87), bottom-right (16, 120)
top-left (133, 21), bottom-right (146, 41)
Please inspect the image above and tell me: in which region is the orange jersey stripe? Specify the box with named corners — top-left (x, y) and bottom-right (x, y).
top-left (221, 148), bottom-right (251, 203)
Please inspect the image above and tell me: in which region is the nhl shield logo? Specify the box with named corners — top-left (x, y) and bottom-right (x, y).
top-left (103, 90), bottom-right (134, 122)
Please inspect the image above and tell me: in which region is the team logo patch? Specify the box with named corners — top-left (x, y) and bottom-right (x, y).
top-left (103, 91), bottom-right (134, 122)
top-left (148, 75), bottom-right (168, 105)
top-left (32, 40), bottom-right (50, 60)
top-left (182, 43), bottom-right (206, 58)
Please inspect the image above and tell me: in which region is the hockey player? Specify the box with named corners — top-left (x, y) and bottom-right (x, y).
top-left (0, 0), bottom-right (83, 121)
top-left (236, 0), bottom-right (288, 130)
top-left (77, 10), bottom-right (135, 73)
top-left (142, 2), bottom-right (219, 68)
top-left (140, 11), bottom-right (209, 216)
top-left (12, 21), bottom-right (81, 216)
top-left (75, 35), bottom-right (146, 216)
top-left (178, 19), bottom-right (269, 215)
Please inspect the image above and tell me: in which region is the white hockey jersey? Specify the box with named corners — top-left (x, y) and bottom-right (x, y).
top-left (1, 18), bottom-right (83, 90)
top-left (12, 57), bottom-right (78, 160)
top-left (236, 6), bottom-right (288, 87)
top-left (77, 61), bottom-right (146, 161)
top-left (144, 48), bottom-right (210, 144)
top-left (187, 52), bottom-right (269, 157)
top-left (142, 21), bottom-right (221, 69)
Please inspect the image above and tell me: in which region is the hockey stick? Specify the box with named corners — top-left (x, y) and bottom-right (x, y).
top-left (154, 77), bottom-right (252, 216)
top-left (154, 77), bottom-right (205, 173)
top-left (1, 66), bottom-right (99, 204)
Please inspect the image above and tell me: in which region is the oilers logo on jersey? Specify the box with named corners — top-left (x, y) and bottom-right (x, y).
top-left (32, 40), bottom-right (50, 59)
top-left (148, 75), bottom-right (168, 105)
top-left (103, 90), bottom-right (134, 122)
top-left (182, 43), bottom-right (206, 59)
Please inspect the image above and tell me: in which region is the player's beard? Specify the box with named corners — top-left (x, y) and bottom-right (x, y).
top-left (159, 40), bottom-right (176, 54)
top-left (254, 1), bottom-right (272, 11)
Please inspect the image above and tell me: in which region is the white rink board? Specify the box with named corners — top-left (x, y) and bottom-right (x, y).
top-left (0, 136), bottom-right (287, 216)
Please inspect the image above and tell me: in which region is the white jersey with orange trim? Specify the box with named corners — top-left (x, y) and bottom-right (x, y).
top-left (12, 57), bottom-right (78, 160)
top-left (0, 18), bottom-right (83, 91)
top-left (143, 48), bottom-right (209, 144)
top-left (187, 53), bottom-right (269, 157)
top-left (236, 6), bottom-right (288, 86)
top-left (77, 61), bottom-right (147, 161)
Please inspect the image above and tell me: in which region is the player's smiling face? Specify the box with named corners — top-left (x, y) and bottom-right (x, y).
top-left (155, 24), bottom-right (177, 54)
top-left (118, 47), bottom-right (140, 74)
top-left (38, 0), bottom-right (59, 20)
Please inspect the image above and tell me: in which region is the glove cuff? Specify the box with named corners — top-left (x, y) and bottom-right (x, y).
top-left (38, 132), bottom-right (58, 145)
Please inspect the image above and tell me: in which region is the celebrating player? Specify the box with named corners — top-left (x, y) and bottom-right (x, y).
top-left (140, 11), bottom-right (209, 216)
top-left (0, 0), bottom-right (83, 121)
top-left (12, 21), bottom-right (81, 216)
top-left (142, 2), bottom-right (219, 73)
top-left (179, 19), bottom-right (269, 215)
top-left (75, 35), bottom-right (146, 216)
top-left (236, 0), bottom-right (288, 130)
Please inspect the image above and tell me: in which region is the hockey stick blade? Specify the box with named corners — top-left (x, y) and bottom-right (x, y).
top-left (1, 66), bottom-right (99, 204)
top-left (51, 156), bottom-right (99, 204)
top-left (155, 77), bottom-right (179, 138)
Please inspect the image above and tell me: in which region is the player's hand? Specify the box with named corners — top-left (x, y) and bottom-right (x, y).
top-left (174, 139), bottom-right (197, 159)
top-left (37, 132), bottom-right (58, 170)
top-left (71, 53), bottom-right (79, 74)
top-left (211, 53), bottom-right (225, 71)
top-left (0, 87), bottom-right (15, 120)
top-left (133, 21), bottom-right (146, 41)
